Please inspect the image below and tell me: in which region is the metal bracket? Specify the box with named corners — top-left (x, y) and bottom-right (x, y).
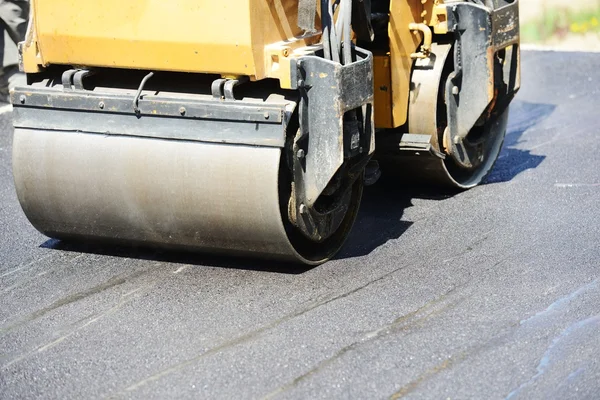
top-left (61, 69), bottom-right (78, 91)
top-left (223, 79), bottom-right (244, 100)
top-left (444, 0), bottom-right (520, 168)
top-left (211, 79), bottom-right (227, 99)
top-left (399, 133), bottom-right (446, 159)
top-left (287, 46), bottom-right (374, 241)
top-left (210, 77), bottom-right (249, 100)
top-left (297, 0), bottom-right (318, 32)
top-left (73, 70), bottom-right (94, 90)
top-left (62, 69), bottom-right (94, 91)
top-left (291, 47), bottom-right (374, 206)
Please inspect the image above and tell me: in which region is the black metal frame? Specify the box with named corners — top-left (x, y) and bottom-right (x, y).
top-left (11, 86), bottom-right (292, 148)
top-left (285, 45), bottom-right (374, 241)
top-left (444, 0), bottom-right (520, 168)
top-left (290, 46), bottom-right (374, 205)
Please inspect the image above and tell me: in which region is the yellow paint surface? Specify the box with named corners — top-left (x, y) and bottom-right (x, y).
top-left (389, 0), bottom-right (423, 127)
top-left (373, 53), bottom-right (393, 128)
top-left (25, 0), bottom-right (310, 80)
top-left (23, 0), bottom-right (428, 125)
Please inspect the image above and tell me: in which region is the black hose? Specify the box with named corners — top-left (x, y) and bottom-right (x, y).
top-left (328, 0), bottom-right (341, 63)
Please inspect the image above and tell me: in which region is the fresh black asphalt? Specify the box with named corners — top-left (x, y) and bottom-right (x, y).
top-left (1, 50), bottom-right (599, 399)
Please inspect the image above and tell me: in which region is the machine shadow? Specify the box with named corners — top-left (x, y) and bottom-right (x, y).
top-left (40, 239), bottom-right (316, 275)
top-left (337, 180), bottom-right (458, 260)
top-left (484, 100), bottom-right (555, 184)
top-left (40, 101), bottom-right (556, 269)
top-left (336, 182), bottom-right (413, 260)
top-left (339, 99), bottom-right (557, 259)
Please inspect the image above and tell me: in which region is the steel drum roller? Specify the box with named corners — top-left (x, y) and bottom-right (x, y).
top-left (12, 129), bottom-right (362, 264)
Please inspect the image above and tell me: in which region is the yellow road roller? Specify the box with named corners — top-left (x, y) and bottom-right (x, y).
top-left (11, 0), bottom-right (520, 264)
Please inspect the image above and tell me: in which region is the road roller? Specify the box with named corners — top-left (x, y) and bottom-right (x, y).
top-left (11, 0), bottom-right (520, 264)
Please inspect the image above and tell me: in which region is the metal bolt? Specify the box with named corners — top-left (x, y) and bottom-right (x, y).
top-left (453, 136), bottom-right (461, 144)
top-left (264, 111), bottom-right (270, 120)
top-left (19, 95), bottom-right (25, 104)
top-left (282, 48), bottom-right (290, 57)
top-left (99, 101), bottom-right (105, 109)
top-left (179, 107), bottom-right (186, 116)
top-left (299, 204), bottom-right (308, 214)
top-left (297, 149), bottom-right (305, 159)
top-left (452, 86), bottom-right (460, 95)
top-left (298, 79), bottom-right (305, 88)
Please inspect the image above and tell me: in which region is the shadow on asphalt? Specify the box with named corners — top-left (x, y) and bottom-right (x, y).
top-left (40, 100), bottom-right (556, 270)
top-left (41, 239), bottom-right (316, 275)
top-left (485, 100), bottom-right (555, 184)
top-left (340, 100), bottom-right (556, 259)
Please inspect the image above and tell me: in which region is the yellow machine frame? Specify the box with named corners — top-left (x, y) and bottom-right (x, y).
top-left (21, 0), bottom-right (448, 129)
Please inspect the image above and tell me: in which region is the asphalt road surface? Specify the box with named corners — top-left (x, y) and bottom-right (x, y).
top-left (1, 50), bottom-right (599, 399)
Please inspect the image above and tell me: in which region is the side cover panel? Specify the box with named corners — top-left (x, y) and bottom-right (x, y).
top-left (388, 0), bottom-right (427, 128)
top-left (24, 0), bottom-right (307, 78)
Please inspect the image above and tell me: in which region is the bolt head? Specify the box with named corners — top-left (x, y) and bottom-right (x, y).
top-left (99, 101), bottom-right (105, 109)
top-left (452, 86), bottom-right (460, 95)
top-left (264, 111), bottom-right (270, 120)
top-left (299, 204), bottom-right (308, 214)
top-left (179, 107), bottom-right (186, 116)
top-left (297, 149), bottom-right (305, 159)
top-left (19, 95), bottom-right (26, 104)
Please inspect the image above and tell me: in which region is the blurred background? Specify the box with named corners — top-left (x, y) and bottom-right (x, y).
top-left (520, 0), bottom-right (600, 50)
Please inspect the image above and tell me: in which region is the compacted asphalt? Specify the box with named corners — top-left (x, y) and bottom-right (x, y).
top-left (1, 50), bottom-right (599, 399)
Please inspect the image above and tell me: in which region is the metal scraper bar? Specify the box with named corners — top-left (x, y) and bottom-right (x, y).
top-left (399, 133), bottom-right (446, 159)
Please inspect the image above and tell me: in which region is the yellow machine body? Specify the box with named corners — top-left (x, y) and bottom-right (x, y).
top-left (26, 1), bottom-right (305, 79)
top-left (22, 0), bottom-right (443, 128)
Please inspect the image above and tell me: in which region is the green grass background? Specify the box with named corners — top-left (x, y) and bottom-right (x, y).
top-left (521, 2), bottom-right (600, 43)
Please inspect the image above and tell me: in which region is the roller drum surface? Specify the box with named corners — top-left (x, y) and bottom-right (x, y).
top-left (396, 43), bottom-right (510, 189)
top-left (12, 129), bottom-right (358, 264)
